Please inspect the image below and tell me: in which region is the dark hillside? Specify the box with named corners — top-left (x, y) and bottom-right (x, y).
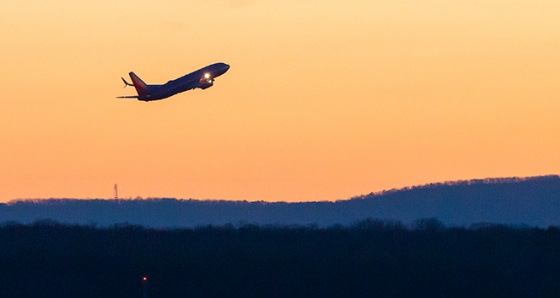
top-left (2, 175), bottom-right (559, 227)
top-left (343, 175), bottom-right (560, 226)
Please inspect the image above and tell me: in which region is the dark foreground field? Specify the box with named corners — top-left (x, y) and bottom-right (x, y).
top-left (1, 220), bottom-right (560, 297)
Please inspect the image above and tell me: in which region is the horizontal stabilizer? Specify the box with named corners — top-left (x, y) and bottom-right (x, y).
top-left (116, 95), bottom-right (139, 99)
top-left (121, 77), bottom-right (134, 88)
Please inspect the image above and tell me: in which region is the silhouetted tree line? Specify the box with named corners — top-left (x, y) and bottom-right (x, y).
top-left (357, 175), bottom-right (559, 197)
top-left (1, 219), bottom-right (560, 297)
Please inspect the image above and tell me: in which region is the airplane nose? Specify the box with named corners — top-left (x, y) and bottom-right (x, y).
top-left (224, 64), bottom-right (230, 71)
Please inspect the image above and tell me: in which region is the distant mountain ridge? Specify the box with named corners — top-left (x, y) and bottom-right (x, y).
top-left (2, 175), bottom-right (560, 227)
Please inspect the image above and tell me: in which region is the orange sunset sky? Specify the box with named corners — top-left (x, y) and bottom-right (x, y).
top-left (1, 1), bottom-right (559, 202)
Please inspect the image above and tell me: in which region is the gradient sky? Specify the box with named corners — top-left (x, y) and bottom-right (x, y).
top-left (1, 1), bottom-right (559, 202)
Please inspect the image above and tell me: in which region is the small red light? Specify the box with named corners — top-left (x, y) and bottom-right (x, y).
top-left (142, 276), bottom-right (148, 281)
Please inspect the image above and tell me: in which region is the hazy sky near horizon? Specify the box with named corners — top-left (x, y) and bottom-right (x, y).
top-left (1, 1), bottom-right (559, 202)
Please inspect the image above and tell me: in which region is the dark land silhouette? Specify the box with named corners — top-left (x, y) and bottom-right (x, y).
top-left (2, 175), bottom-right (560, 227)
top-left (2, 176), bottom-right (560, 297)
top-left (1, 221), bottom-right (560, 297)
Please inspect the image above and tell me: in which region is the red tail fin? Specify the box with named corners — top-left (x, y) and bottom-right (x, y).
top-left (129, 72), bottom-right (150, 97)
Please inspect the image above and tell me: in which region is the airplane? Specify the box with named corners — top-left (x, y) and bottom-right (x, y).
top-left (117, 62), bottom-right (230, 101)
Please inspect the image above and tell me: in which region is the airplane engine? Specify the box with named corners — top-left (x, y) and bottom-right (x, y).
top-left (200, 80), bottom-right (214, 89)
top-left (199, 73), bottom-right (214, 89)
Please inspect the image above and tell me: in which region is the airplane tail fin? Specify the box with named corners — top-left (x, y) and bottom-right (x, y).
top-left (129, 72), bottom-right (150, 97)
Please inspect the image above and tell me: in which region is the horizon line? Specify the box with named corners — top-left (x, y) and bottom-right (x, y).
top-left (7, 174), bottom-right (559, 205)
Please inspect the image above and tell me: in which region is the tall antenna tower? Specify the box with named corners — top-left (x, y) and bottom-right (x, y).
top-left (114, 184), bottom-right (118, 202)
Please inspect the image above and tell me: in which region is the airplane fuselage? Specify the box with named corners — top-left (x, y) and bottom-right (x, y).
top-left (118, 62), bottom-right (230, 101)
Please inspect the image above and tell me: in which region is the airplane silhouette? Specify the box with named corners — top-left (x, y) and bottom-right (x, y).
top-left (118, 62), bottom-right (230, 101)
